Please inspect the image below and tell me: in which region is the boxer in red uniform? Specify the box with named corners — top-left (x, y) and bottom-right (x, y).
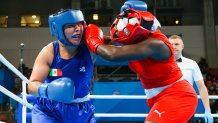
top-left (85, 8), bottom-right (198, 123)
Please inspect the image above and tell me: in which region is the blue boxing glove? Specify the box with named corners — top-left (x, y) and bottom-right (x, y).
top-left (120, 0), bottom-right (147, 13)
top-left (204, 109), bottom-right (213, 123)
top-left (38, 77), bottom-right (75, 103)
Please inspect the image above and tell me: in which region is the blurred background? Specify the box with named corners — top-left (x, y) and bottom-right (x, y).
top-left (0, 0), bottom-right (218, 123)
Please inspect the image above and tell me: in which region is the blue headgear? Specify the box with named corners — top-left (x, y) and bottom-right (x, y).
top-left (120, 0), bottom-right (147, 13)
top-left (48, 9), bottom-right (85, 46)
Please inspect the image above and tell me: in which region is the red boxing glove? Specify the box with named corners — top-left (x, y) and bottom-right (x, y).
top-left (85, 24), bottom-right (104, 54)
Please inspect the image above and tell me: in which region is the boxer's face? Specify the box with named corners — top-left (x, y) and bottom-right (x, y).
top-left (64, 22), bottom-right (84, 46)
top-left (169, 38), bottom-right (184, 57)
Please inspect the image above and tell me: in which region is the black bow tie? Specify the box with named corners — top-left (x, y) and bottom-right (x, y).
top-left (176, 58), bottom-right (182, 62)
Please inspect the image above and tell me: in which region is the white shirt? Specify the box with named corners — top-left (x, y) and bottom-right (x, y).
top-left (176, 56), bottom-right (203, 86)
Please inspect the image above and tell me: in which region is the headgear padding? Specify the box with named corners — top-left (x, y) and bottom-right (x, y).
top-left (120, 0), bottom-right (147, 13)
top-left (48, 9), bottom-right (85, 46)
top-left (110, 8), bottom-right (161, 45)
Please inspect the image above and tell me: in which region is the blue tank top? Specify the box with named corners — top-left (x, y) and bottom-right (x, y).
top-left (45, 41), bottom-right (94, 98)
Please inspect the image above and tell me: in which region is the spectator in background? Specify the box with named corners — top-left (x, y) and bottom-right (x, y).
top-left (206, 76), bottom-right (218, 116)
top-left (169, 35), bottom-right (213, 123)
top-left (198, 57), bottom-right (218, 116)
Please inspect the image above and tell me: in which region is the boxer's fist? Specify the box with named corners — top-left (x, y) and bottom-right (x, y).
top-left (38, 77), bottom-right (75, 103)
top-left (85, 24), bottom-right (104, 54)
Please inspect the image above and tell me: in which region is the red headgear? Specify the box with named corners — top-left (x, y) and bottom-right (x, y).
top-left (110, 8), bottom-right (161, 45)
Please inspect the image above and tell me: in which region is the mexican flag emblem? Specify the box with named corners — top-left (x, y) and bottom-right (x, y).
top-left (49, 69), bottom-right (62, 76)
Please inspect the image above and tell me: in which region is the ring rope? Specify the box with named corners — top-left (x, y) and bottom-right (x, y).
top-left (0, 85), bottom-right (33, 109)
top-left (0, 53), bottom-right (29, 123)
top-left (94, 113), bottom-right (218, 117)
top-left (90, 95), bottom-right (218, 99)
top-left (0, 54), bottom-right (28, 83)
top-left (11, 95), bottom-right (218, 110)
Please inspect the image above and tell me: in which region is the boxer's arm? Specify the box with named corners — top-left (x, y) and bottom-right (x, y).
top-left (28, 43), bottom-right (53, 96)
top-left (96, 38), bottom-right (171, 62)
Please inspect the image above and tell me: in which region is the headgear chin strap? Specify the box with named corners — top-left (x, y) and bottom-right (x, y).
top-left (110, 8), bottom-right (161, 45)
top-left (48, 9), bottom-right (86, 46)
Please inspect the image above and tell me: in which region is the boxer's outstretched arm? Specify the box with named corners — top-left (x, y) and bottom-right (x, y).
top-left (96, 38), bottom-right (171, 62)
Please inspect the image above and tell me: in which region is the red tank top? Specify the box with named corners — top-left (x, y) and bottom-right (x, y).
top-left (128, 30), bottom-right (182, 89)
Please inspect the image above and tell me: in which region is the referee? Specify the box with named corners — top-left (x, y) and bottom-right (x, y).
top-left (169, 35), bottom-right (213, 123)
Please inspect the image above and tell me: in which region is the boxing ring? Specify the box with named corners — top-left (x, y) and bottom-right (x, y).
top-left (0, 53), bottom-right (218, 123)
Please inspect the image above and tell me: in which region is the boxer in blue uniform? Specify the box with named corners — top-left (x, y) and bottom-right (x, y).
top-left (28, 9), bottom-right (96, 123)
